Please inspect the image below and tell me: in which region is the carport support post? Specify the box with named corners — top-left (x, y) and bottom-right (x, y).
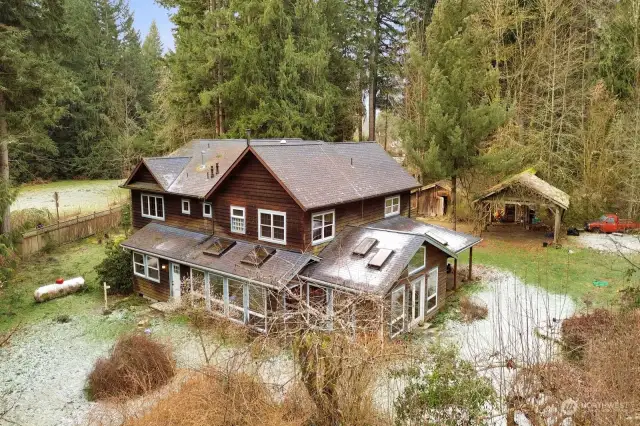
top-left (554, 207), bottom-right (561, 244)
top-left (453, 258), bottom-right (458, 290)
top-left (468, 247), bottom-right (473, 281)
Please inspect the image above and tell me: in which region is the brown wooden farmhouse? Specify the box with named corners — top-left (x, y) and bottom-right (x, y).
top-left (121, 139), bottom-right (480, 337)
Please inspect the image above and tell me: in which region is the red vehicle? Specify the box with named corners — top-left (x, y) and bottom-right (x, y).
top-left (584, 214), bottom-right (640, 233)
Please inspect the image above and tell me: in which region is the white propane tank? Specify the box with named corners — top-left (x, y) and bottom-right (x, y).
top-left (34, 277), bottom-right (86, 303)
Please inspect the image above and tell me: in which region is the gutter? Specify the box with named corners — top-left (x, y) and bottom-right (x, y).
top-left (298, 275), bottom-right (366, 296)
top-left (119, 184), bottom-right (206, 200)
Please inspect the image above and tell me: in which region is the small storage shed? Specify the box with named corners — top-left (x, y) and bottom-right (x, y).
top-left (411, 180), bottom-right (452, 217)
top-left (474, 169), bottom-right (570, 244)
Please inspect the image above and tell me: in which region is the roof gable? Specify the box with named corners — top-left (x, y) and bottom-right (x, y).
top-left (144, 157), bottom-right (191, 189)
top-left (123, 161), bottom-right (163, 191)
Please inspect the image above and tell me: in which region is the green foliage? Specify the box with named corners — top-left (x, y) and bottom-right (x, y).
top-left (95, 238), bottom-right (133, 294)
top-left (394, 342), bottom-right (495, 425)
top-left (402, 0), bottom-right (507, 183)
top-left (120, 203), bottom-right (132, 234)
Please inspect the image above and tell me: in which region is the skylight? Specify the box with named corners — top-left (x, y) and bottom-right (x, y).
top-left (203, 238), bottom-right (236, 257)
top-left (368, 248), bottom-right (394, 269)
top-left (353, 237), bottom-right (377, 256)
top-left (241, 246), bottom-right (276, 267)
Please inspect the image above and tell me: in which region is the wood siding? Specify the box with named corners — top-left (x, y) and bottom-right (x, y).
top-left (130, 163), bottom-right (158, 184)
top-left (133, 257), bottom-right (171, 302)
top-left (307, 191), bottom-right (411, 252)
top-left (211, 151), bottom-right (306, 251)
top-left (131, 190), bottom-right (213, 233)
top-left (411, 186), bottom-right (450, 217)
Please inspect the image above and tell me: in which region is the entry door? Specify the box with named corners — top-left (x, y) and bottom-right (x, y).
top-left (170, 263), bottom-right (181, 302)
top-left (410, 276), bottom-right (425, 328)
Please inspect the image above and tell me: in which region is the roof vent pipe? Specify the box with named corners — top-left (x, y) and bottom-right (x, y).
top-left (206, 171), bottom-right (209, 180)
top-left (210, 165), bottom-right (214, 177)
top-left (200, 150), bottom-right (205, 166)
top-left (215, 163), bottom-right (219, 174)
top-left (350, 157), bottom-right (353, 166)
top-left (246, 129), bottom-right (251, 146)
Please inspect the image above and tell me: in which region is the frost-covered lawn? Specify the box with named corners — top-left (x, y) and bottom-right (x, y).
top-left (12, 180), bottom-right (127, 216)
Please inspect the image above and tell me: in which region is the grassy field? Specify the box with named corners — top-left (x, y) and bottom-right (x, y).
top-left (456, 229), bottom-right (638, 307)
top-left (12, 180), bottom-right (127, 217)
top-left (0, 236), bottom-right (109, 333)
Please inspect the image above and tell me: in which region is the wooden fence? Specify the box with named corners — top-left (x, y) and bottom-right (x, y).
top-left (17, 205), bottom-right (125, 257)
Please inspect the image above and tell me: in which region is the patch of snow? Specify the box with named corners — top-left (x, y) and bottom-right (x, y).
top-left (575, 233), bottom-right (640, 254)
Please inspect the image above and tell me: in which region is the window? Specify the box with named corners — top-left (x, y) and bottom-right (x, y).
top-left (132, 252), bottom-right (160, 283)
top-left (230, 206), bottom-right (246, 234)
top-left (390, 286), bottom-right (405, 338)
top-left (426, 267), bottom-right (438, 313)
top-left (141, 193), bottom-right (165, 220)
top-left (209, 273), bottom-right (225, 314)
top-left (312, 210), bottom-right (335, 245)
top-left (384, 195), bottom-right (400, 217)
top-left (181, 199), bottom-right (190, 215)
top-left (248, 284), bottom-right (267, 332)
top-left (408, 246), bottom-right (426, 275)
top-left (203, 202), bottom-right (212, 218)
top-left (227, 279), bottom-right (245, 322)
top-left (258, 209), bottom-right (286, 245)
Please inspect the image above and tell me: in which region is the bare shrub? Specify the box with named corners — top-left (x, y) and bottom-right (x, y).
top-left (124, 368), bottom-right (308, 426)
top-left (510, 309), bottom-right (640, 425)
top-left (87, 334), bottom-right (176, 400)
top-left (459, 295), bottom-right (488, 322)
top-left (560, 308), bottom-right (614, 359)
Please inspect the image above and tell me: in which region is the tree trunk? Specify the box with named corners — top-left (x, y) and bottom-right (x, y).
top-left (368, 13), bottom-right (378, 141)
top-left (452, 175), bottom-right (457, 231)
top-left (0, 92), bottom-right (10, 234)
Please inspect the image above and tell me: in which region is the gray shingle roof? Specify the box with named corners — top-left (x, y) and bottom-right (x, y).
top-left (251, 141), bottom-right (421, 210)
top-left (300, 225), bottom-right (427, 294)
top-left (367, 216), bottom-right (481, 257)
top-left (143, 157), bottom-right (191, 190)
top-left (121, 223), bottom-right (316, 288)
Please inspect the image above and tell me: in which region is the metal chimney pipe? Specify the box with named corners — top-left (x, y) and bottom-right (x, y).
top-left (210, 165), bottom-right (214, 176)
top-left (246, 129), bottom-right (251, 146)
top-left (215, 163), bottom-right (219, 175)
top-left (200, 150), bottom-right (205, 166)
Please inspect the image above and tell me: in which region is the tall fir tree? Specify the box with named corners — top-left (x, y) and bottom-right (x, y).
top-left (402, 0), bottom-right (507, 229)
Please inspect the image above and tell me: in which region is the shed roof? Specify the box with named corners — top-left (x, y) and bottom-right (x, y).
top-left (227, 141), bottom-right (421, 210)
top-left (121, 223), bottom-right (317, 288)
top-left (474, 169), bottom-right (570, 210)
top-left (367, 215), bottom-right (481, 258)
top-left (301, 225), bottom-right (427, 295)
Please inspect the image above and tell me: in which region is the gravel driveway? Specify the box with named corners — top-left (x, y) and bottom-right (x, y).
top-left (575, 233), bottom-right (640, 254)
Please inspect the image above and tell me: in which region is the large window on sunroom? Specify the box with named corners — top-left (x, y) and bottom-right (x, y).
top-left (408, 246), bottom-right (426, 275)
top-left (312, 210), bottom-right (335, 245)
top-left (141, 193), bottom-right (164, 220)
top-left (384, 195), bottom-right (400, 217)
top-left (133, 252), bottom-right (160, 282)
top-left (390, 285), bottom-right (405, 337)
top-left (258, 209), bottom-right (286, 245)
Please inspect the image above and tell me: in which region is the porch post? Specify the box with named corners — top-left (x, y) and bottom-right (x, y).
top-left (468, 247), bottom-right (473, 281)
top-left (453, 258), bottom-right (458, 290)
top-left (553, 206), bottom-right (561, 244)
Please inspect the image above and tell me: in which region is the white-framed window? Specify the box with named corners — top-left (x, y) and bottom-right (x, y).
top-left (390, 285), bottom-right (405, 338)
top-left (247, 284), bottom-right (267, 332)
top-left (203, 202), bottom-right (212, 218)
top-left (426, 267), bottom-right (438, 313)
top-left (311, 210), bottom-right (335, 245)
top-left (141, 193), bottom-right (165, 220)
top-left (181, 199), bottom-right (191, 215)
top-left (384, 195), bottom-right (400, 217)
top-left (132, 252), bottom-right (160, 283)
top-left (258, 209), bottom-right (286, 245)
top-left (408, 246), bottom-right (426, 275)
top-left (230, 206), bottom-right (246, 234)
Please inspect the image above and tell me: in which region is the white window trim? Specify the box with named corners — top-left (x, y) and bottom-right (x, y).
top-left (140, 193), bottom-right (165, 221)
top-left (410, 275), bottom-right (425, 327)
top-left (426, 267), bottom-right (438, 314)
top-left (384, 195), bottom-right (401, 218)
top-left (230, 206), bottom-right (246, 234)
top-left (311, 209), bottom-right (336, 246)
top-left (181, 199), bottom-right (191, 215)
top-left (390, 285), bottom-right (405, 338)
top-left (258, 208), bottom-right (287, 245)
top-left (408, 245), bottom-right (426, 276)
top-left (132, 252), bottom-right (160, 283)
top-left (203, 202), bottom-right (212, 218)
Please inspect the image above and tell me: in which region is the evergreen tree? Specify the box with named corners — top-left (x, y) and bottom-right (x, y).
top-left (0, 0), bottom-right (73, 231)
top-left (402, 0), bottom-right (507, 229)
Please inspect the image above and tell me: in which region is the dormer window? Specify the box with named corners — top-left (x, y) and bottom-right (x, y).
top-left (141, 193), bottom-right (165, 221)
top-left (384, 195), bottom-right (400, 217)
top-left (203, 202), bottom-right (212, 218)
top-left (182, 199), bottom-right (191, 215)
